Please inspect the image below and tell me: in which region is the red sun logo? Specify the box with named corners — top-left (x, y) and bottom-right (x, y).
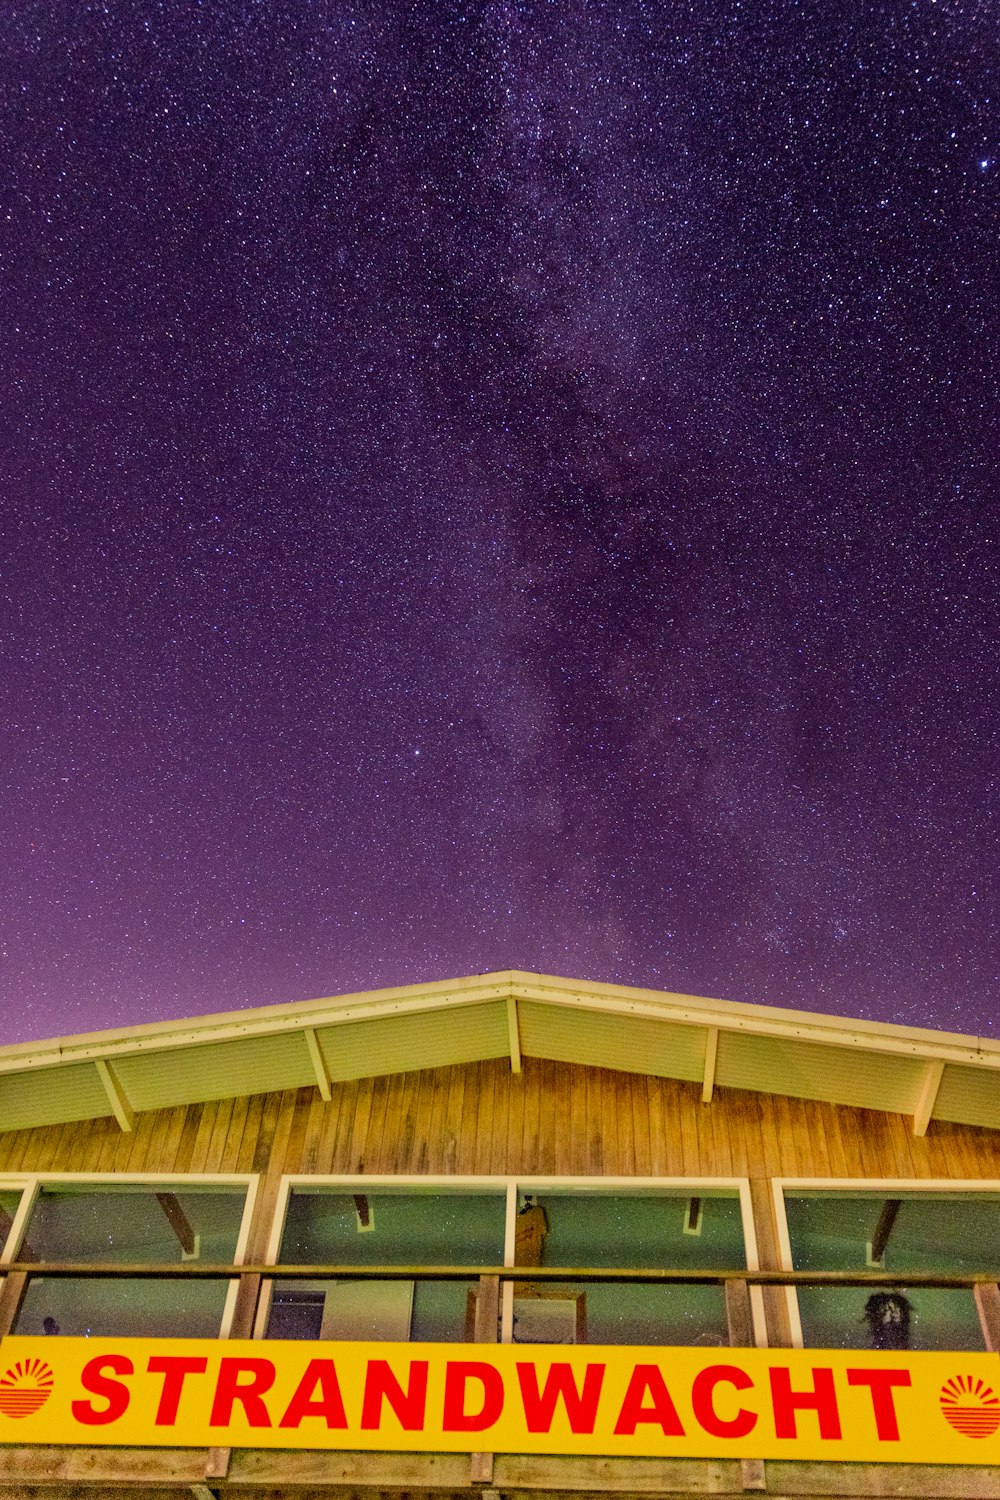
top-left (940, 1375), bottom-right (1000, 1439)
top-left (0, 1359), bottom-right (54, 1419)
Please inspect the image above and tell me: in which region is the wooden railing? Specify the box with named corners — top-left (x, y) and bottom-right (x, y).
top-left (2, 1263), bottom-right (997, 1490)
top-left (1, 1262), bottom-right (999, 1285)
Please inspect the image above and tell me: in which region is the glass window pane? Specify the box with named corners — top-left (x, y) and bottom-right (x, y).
top-left (268, 1190), bottom-right (506, 1343)
top-left (15, 1276), bottom-right (234, 1339)
top-left (531, 1193), bottom-right (746, 1270)
top-left (512, 1191), bottom-right (746, 1347)
top-left (785, 1193), bottom-right (998, 1353)
top-left (22, 1185), bottom-right (247, 1264)
top-left (12, 1184), bottom-right (248, 1339)
top-left (786, 1193), bottom-right (1000, 1275)
top-left (280, 1190), bottom-right (506, 1265)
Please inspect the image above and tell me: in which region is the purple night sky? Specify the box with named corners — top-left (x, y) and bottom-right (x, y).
top-left (1, 2), bottom-right (997, 1045)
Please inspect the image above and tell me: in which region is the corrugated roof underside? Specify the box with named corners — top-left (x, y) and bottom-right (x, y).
top-left (716, 1031), bottom-right (927, 1113)
top-left (517, 1002), bottom-right (706, 1081)
top-left (934, 1064), bottom-right (1000, 1130)
top-left (316, 1001), bottom-right (509, 1082)
top-left (0, 1062), bottom-right (111, 1131)
top-left (114, 1031), bottom-right (315, 1110)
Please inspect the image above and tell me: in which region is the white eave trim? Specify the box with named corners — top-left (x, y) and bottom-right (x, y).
top-left (0, 972), bottom-right (997, 1138)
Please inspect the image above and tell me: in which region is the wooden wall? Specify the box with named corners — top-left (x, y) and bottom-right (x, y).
top-left (2, 1055), bottom-right (1000, 1184)
top-left (3, 1060), bottom-right (1000, 1497)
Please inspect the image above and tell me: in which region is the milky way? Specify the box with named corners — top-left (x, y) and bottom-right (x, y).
top-left (1, 1), bottom-right (997, 1042)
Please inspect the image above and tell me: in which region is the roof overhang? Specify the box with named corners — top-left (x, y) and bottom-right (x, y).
top-left (2, 971), bottom-right (999, 1138)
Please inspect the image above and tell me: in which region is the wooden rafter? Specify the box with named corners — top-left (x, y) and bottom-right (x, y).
top-left (155, 1192), bottom-right (197, 1257)
top-left (869, 1199), bottom-right (902, 1264)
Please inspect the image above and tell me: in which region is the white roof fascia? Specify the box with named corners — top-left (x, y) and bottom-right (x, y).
top-left (1, 971), bottom-right (998, 1094)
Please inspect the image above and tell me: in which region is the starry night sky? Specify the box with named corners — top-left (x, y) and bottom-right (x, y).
top-left (1, 1), bottom-right (997, 1045)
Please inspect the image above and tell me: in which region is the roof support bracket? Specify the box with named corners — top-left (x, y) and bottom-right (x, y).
top-left (95, 1058), bottom-right (135, 1133)
top-left (156, 1192), bottom-right (197, 1257)
top-left (914, 1059), bottom-right (945, 1136)
top-left (702, 1026), bottom-right (719, 1104)
top-left (867, 1198), bottom-right (902, 1265)
top-left (304, 1027), bottom-right (332, 1101)
top-left (507, 994), bottom-right (522, 1074)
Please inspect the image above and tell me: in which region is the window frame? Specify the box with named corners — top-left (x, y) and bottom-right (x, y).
top-left (0, 1172), bottom-right (260, 1338)
top-left (259, 1174), bottom-right (763, 1345)
top-left (771, 1176), bottom-right (1000, 1349)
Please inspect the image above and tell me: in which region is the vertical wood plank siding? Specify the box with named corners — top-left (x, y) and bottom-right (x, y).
top-left (2, 1056), bottom-right (1000, 1181)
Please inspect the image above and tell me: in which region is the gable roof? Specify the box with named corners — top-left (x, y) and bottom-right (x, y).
top-left (1, 970), bottom-right (998, 1138)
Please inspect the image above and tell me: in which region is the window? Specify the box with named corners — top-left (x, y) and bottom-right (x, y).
top-left (266, 1185), bottom-right (507, 1343)
top-left (263, 1178), bottom-right (756, 1347)
top-left (777, 1184), bottom-right (1000, 1352)
top-left (5, 1178), bottom-right (254, 1339)
top-left (513, 1187), bottom-right (749, 1347)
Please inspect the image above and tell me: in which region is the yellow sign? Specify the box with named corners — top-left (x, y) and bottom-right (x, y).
top-left (0, 1339), bottom-right (998, 1463)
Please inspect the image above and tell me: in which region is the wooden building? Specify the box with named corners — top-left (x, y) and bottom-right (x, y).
top-left (1, 969), bottom-right (1000, 1499)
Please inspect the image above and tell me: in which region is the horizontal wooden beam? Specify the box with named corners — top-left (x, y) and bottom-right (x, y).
top-left (4, 1261), bottom-right (997, 1288)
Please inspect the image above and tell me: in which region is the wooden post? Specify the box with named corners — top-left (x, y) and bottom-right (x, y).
top-left (749, 1177), bottom-right (793, 1349)
top-left (209, 1089), bottom-right (315, 1481)
top-left (205, 1268), bottom-right (264, 1481)
top-left (725, 1277), bottom-right (755, 1349)
top-left (974, 1282), bottom-right (1000, 1353)
top-left (0, 1271), bottom-right (29, 1339)
top-left (726, 1278), bottom-right (766, 1492)
top-left (470, 1274), bottom-right (500, 1484)
top-left (205, 1198), bottom-right (268, 1484)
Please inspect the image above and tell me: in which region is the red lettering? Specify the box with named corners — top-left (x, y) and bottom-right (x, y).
top-left (846, 1368), bottom-right (911, 1441)
top-left (769, 1366), bottom-right (841, 1441)
top-left (613, 1364), bottom-right (685, 1437)
top-left (147, 1356), bottom-right (208, 1425)
top-left (360, 1360), bottom-right (429, 1431)
top-left (691, 1364), bottom-right (757, 1438)
top-left (209, 1358), bottom-right (276, 1428)
top-left (442, 1361), bottom-right (504, 1432)
top-left (517, 1362), bottom-right (606, 1435)
top-left (71, 1355), bottom-right (133, 1426)
top-left (278, 1359), bottom-right (348, 1429)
